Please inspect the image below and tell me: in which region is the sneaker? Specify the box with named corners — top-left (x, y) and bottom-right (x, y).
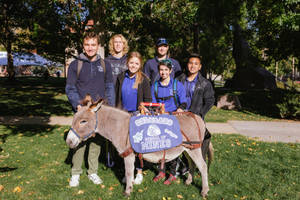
top-left (88, 173), bottom-right (103, 185)
top-left (153, 171), bottom-right (165, 182)
top-left (163, 174), bottom-right (176, 185)
top-left (134, 173), bottom-right (143, 185)
top-left (69, 175), bottom-right (80, 187)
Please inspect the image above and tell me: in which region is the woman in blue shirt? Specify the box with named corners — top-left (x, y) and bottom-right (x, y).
top-left (115, 51), bottom-right (152, 185)
top-left (116, 51), bottom-right (152, 113)
top-left (151, 59), bottom-right (187, 185)
top-left (151, 59), bottom-right (187, 112)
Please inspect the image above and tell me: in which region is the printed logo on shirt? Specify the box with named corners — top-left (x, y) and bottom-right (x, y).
top-left (97, 65), bottom-right (104, 72)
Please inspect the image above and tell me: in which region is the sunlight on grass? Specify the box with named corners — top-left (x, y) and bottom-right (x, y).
top-left (0, 125), bottom-right (299, 199)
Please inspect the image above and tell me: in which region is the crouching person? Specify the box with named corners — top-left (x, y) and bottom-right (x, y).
top-left (65, 31), bottom-right (115, 187)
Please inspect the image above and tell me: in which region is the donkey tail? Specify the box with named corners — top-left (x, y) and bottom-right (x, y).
top-left (207, 142), bottom-right (214, 169)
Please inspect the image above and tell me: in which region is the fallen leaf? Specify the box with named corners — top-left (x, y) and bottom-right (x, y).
top-left (0, 185), bottom-right (4, 191)
top-left (162, 197), bottom-right (167, 200)
top-left (177, 194), bottom-right (183, 199)
top-left (100, 184), bottom-right (105, 189)
top-left (109, 186), bottom-right (114, 191)
top-left (138, 189), bottom-right (143, 192)
top-left (77, 190), bottom-right (84, 194)
top-left (13, 186), bottom-right (22, 193)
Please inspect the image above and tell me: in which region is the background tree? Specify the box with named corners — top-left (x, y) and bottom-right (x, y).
top-left (0, 0), bottom-right (34, 80)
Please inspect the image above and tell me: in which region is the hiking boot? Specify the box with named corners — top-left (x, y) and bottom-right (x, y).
top-left (153, 172), bottom-right (165, 182)
top-left (88, 173), bottom-right (103, 185)
top-left (69, 175), bottom-right (80, 187)
top-left (134, 173), bottom-right (143, 185)
top-left (163, 174), bottom-right (176, 185)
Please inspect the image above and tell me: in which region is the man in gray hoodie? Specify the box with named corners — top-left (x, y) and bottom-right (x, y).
top-left (65, 31), bottom-right (115, 187)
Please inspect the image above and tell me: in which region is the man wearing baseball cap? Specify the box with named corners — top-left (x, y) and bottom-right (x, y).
top-left (143, 38), bottom-right (182, 85)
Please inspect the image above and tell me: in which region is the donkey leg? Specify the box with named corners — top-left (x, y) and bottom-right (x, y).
top-left (123, 153), bottom-right (135, 197)
top-left (186, 148), bottom-right (209, 198)
top-left (183, 151), bottom-right (194, 185)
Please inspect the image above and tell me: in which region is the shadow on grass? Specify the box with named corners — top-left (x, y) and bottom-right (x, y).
top-left (0, 77), bottom-right (72, 117)
top-left (0, 167), bottom-right (18, 172)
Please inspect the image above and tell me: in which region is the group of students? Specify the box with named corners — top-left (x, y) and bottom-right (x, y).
top-left (65, 31), bottom-right (215, 187)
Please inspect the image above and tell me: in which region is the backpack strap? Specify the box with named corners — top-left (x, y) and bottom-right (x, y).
top-left (154, 81), bottom-right (159, 101)
top-left (173, 79), bottom-right (179, 108)
top-left (77, 60), bottom-right (83, 78)
top-left (154, 79), bottom-right (179, 108)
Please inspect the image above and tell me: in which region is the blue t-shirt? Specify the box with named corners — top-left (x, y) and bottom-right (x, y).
top-left (121, 73), bottom-right (138, 112)
top-left (184, 76), bottom-right (198, 109)
top-left (151, 78), bottom-right (187, 112)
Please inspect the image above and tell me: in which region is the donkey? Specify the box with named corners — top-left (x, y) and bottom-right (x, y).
top-left (66, 97), bottom-right (212, 197)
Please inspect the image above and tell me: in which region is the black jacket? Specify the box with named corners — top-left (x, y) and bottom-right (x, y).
top-left (177, 72), bottom-right (215, 118)
top-left (115, 71), bottom-right (152, 110)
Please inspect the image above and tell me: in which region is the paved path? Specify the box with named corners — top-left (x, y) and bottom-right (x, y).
top-left (0, 116), bottom-right (299, 143)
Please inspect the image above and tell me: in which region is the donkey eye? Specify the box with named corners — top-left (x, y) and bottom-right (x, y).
top-left (80, 120), bottom-right (87, 125)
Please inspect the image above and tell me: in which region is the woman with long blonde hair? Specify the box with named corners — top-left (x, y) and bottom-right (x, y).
top-left (115, 51), bottom-right (151, 113)
top-left (115, 51), bottom-right (152, 185)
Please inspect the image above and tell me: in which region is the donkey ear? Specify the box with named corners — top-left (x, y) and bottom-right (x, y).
top-left (90, 100), bottom-right (104, 113)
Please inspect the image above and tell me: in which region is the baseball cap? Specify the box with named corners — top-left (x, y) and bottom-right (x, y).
top-left (156, 38), bottom-right (168, 46)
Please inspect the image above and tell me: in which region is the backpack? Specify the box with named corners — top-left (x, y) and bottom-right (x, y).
top-left (154, 79), bottom-right (179, 108)
top-left (77, 58), bottom-right (106, 77)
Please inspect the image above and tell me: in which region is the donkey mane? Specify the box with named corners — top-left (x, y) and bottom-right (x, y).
top-left (102, 104), bottom-right (130, 116)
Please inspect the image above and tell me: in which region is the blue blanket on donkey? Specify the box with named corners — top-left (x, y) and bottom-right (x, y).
top-left (129, 114), bottom-right (182, 153)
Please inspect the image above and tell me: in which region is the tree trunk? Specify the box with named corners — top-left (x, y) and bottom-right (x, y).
top-left (6, 41), bottom-right (15, 80)
top-left (193, 23), bottom-right (199, 53)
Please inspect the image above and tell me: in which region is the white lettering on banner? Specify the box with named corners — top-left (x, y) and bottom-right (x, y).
top-left (135, 117), bottom-right (173, 126)
top-left (165, 129), bottom-right (178, 138)
top-left (141, 136), bottom-right (171, 151)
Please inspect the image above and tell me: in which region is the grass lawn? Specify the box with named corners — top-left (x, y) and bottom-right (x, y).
top-left (1, 125), bottom-right (299, 200)
top-left (2, 77), bottom-right (298, 122)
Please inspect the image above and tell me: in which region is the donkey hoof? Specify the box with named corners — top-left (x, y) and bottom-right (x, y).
top-left (123, 192), bottom-right (131, 197)
top-left (201, 189), bottom-right (209, 198)
top-left (185, 173), bottom-right (193, 185)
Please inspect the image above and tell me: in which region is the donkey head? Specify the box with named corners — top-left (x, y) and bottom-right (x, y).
top-left (66, 95), bottom-right (104, 149)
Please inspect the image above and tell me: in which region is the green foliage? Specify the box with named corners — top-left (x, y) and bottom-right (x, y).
top-left (0, 126), bottom-right (299, 199)
top-left (276, 90), bottom-right (300, 119)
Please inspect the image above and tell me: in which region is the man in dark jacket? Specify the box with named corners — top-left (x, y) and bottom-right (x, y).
top-left (177, 53), bottom-right (215, 173)
top-left (143, 38), bottom-right (182, 85)
top-left (65, 31), bottom-right (115, 187)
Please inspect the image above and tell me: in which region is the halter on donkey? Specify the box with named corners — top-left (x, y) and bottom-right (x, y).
top-left (66, 97), bottom-right (211, 198)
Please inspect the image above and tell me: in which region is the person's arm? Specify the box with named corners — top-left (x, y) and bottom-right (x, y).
top-left (151, 85), bottom-right (157, 103)
top-left (65, 61), bottom-right (80, 111)
top-left (201, 81), bottom-right (215, 117)
top-left (104, 61), bottom-right (115, 106)
top-left (177, 81), bottom-right (187, 110)
top-left (143, 60), bottom-right (151, 79)
top-left (143, 77), bottom-right (152, 103)
top-left (173, 59), bottom-right (182, 78)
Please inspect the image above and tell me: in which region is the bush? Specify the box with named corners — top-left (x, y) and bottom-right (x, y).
top-left (276, 90), bottom-right (300, 119)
